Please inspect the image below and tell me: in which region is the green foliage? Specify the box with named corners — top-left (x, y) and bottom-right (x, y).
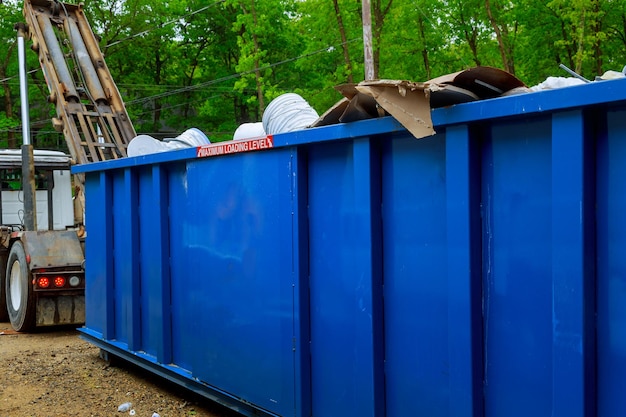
top-left (0, 112), bottom-right (18, 131)
top-left (0, 0), bottom-right (624, 148)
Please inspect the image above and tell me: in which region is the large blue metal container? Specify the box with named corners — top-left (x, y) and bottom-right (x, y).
top-left (75, 79), bottom-right (626, 417)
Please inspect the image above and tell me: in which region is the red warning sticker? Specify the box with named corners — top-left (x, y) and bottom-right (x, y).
top-left (196, 136), bottom-right (274, 158)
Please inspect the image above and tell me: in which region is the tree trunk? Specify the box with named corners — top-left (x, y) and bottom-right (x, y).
top-left (333, 0), bottom-right (353, 84)
top-left (417, 15), bottom-right (431, 79)
top-left (457, 5), bottom-right (481, 66)
top-left (1, 77), bottom-right (16, 148)
top-left (371, 0), bottom-right (393, 79)
top-left (251, 3), bottom-right (265, 113)
top-left (575, 7), bottom-right (586, 74)
top-left (1, 43), bottom-right (17, 148)
top-left (153, 47), bottom-right (163, 133)
top-left (592, 0), bottom-right (603, 75)
top-left (465, 27), bottom-right (481, 66)
top-left (184, 48), bottom-right (204, 119)
top-left (622, 13), bottom-right (626, 48)
top-left (485, 0), bottom-right (514, 74)
top-left (241, 0), bottom-right (265, 113)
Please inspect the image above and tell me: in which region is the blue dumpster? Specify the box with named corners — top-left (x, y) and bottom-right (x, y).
top-left (75, 78), bottom-right (626, 417)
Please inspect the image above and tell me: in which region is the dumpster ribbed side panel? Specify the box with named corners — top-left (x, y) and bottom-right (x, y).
top-left (551, 109), bottom-right (595, 417)
top-left (111, 168), bottom-right (139, 349)
top-left (381, 134), bottom-right (450, 416)
top-left (83, 150), bottom-right (301, 417)
top-left (84, 170), bottom-right (113, 337)
top-left (445, 123), bottom-right (483, 417)
top-left (597, 107), bottom-right (626, 416)
top-left (173, 152), bottom-right (295, 414)
top-left (481, 116), bottom-right (554, 415)
top-left (75, 80), bottom-right (626, 417)
top-left (307, 138), bottom-right (384, 417)
top-left (137, 164), bottom-right (172, 363)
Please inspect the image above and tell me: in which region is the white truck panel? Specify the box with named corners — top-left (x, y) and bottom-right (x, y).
top-left (0, 170), bottom-right (73, 230)
top-left (0, 149), bottom-right (75, 231)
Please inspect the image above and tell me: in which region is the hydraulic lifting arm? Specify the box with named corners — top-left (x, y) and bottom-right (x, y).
top-left (22, 0), bottom-right (135, 164)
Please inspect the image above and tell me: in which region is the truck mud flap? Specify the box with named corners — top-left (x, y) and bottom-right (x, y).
top-left (36, 295), bottom-right (85, 326)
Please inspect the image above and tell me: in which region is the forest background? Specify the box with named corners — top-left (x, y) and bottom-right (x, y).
top-left (0, 0), bottom-right (625, 148)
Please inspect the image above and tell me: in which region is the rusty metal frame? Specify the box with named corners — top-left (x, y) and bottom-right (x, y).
top-left (23, 0), bottom-right (135, 164)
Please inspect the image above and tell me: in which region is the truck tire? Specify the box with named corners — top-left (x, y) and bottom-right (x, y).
top-left (0, 277), bottom-right (7, 322)
top-left (5, 242), bottom-right (35, 332)
top-left (0, 255), bottom-right (7, 321)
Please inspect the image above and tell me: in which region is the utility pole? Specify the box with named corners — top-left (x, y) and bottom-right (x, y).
top-left (16, 22), bottom-right (37, 231)
top-left (362, 0), bottom-right (374, 81)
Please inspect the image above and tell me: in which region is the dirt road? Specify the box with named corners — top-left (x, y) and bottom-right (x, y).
top-left (0, 322), bottom-right (238, 417)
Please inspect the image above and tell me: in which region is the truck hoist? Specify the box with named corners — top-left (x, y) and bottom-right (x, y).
top-left (1, 0), bottom-right (135, 331)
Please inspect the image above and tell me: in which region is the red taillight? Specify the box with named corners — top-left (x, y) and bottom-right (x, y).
top-left (53, 276), bottom-right (65, 287)
top-left (38, 277), bottom-right (50, 288)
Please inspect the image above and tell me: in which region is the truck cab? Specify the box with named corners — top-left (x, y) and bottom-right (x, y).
top-left (0, 149), bottom-right (85, 331)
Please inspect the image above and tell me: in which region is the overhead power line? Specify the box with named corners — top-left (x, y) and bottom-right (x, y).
top-left (0, 38), bottom-right (360, 133)
top-left (0, 2), bottom-right (222, 84)
top-left (0, 68), bottom-right (39, 84)
top-left (0, 37), bottom-right (358, 136)
top-left (0, 0), bottom-right (362, 135)
top-left (126, 38), bottom-right (361, 106)
top-left (106, 0), bottom-right (224, 47)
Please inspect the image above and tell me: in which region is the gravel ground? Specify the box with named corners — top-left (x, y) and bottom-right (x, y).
top-left (0, 322), bottom-right (240, 417)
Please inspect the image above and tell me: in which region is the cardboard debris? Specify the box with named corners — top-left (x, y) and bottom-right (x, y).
top-left (427, 84), bottom-right (480, 108)
top-left (356, 80), bottom-right (435, 139)
top-left (313, 85), bottom-right (385, 127)
top-left (427, 66), bottom-right (527, 105)
top-left (312, 66), bottom-right (527, 140)
top-left (334, 83), bottom-right (360, 100)
top-left (312, 98), bottom-right (351, 127)
top-left (312, 80), bottom-right (433, 139)
top-left (339, 90), bottom-right (382, 123)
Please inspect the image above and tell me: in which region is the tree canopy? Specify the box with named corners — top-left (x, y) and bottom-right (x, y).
top-left (1, 0), bottom-right (624, 148)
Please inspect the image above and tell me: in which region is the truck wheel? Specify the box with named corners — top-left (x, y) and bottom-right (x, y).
top-left (6, 242), bottom-right (35, 332)
top-left (0, 274), bottom-right (7, 322)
